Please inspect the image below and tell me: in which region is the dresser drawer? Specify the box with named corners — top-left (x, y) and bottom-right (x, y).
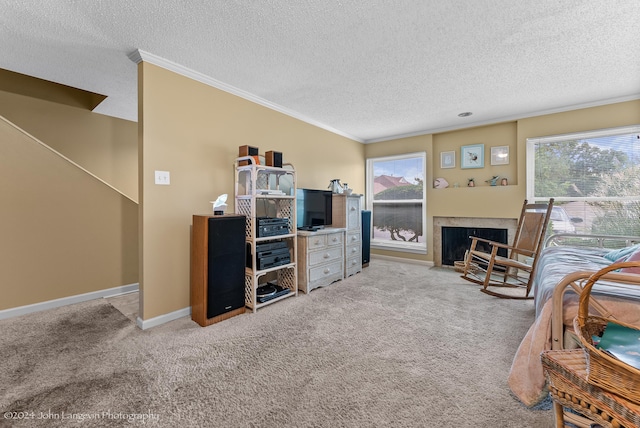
top-left (309, 260), bottom-right (344, 283)
top-left (346, 243), bottom-right (361, 259)
top-left (325, 231), bottom-right (343, 247)
top-left (346, 197), bottom-right (361, 230)
top-left (306, 235), bottom-right (327, 250)
top-left (308, 246), bottom-right (343, 266)
top-left (346, 231), bottom-right (361, 244)
top-left (346, 256), bottom-right (362, 277)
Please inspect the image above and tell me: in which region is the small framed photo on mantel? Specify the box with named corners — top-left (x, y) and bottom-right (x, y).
top-left (460, 144), bottom-right (484, 169)
top-left (490, 146), bottom-right (510, 165)
top-left (440, 151), bottom-right (455, 169)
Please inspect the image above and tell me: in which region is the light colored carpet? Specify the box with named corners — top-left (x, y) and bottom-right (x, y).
top-left (0, 259), bottom-right (552, 427)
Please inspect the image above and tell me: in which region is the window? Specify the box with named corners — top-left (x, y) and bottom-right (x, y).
top-left (366, 152), bottom-right (426, 253)
top-left (526, 125), bottom-right (640, 237)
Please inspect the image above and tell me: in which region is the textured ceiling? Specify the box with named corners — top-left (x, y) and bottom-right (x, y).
top-left (1, 1), bottom-right (639, 142)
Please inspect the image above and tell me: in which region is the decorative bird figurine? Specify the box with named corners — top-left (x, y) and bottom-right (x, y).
top-left (486, 175), bottom-right (500, 186)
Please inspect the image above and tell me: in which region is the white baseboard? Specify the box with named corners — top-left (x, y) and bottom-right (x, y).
top-left (0, 283), bottom-right (139, 321)
top-left (136, 306), bottom-right (191, 330)
top-left (371, 253), bottom-right (434, 266)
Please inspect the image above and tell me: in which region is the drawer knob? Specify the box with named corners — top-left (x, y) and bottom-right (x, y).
top-left (323, 253), bottom-right (330, 259)
top-left (352, 248), bottom-right (357, 253)
top-left (332, 237), bottom-right (338, 242)
top-left (350, 207), bottom-right (356, 211)
top-left (314, 240), bottom-right (321, 245)
top-left (323, 268), bottom-right (331, 274)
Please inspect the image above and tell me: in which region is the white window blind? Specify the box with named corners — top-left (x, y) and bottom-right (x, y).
top-left (526, 125), bottom-right (640, 236)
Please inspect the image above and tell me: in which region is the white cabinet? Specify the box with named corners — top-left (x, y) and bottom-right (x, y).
top-left (235, 157), bottom-right (297, 312)
top-left (331, 194), bottom-right (362, 278)
top-left (297, 228), bottom-right (345, 293)
top-left (344, 229), bottom-right (362, 277)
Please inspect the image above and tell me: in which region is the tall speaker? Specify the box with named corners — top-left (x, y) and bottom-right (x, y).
top-left (361, 210), bottom-right (371, 267)
top-left (191, 214), bottom-right (246, 326)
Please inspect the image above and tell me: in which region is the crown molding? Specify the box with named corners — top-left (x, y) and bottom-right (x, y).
top-left (128, 48), bottom-right (640, 144)
top-left (364, 94), bottom-right (640, 144)
top-left (128, 49), bottom-right (363, 143)
top-left (127, 50), bottom-right (143, 64)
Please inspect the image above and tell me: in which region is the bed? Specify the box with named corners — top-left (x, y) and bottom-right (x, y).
top-left (508, 234), bottom-right (640, 407)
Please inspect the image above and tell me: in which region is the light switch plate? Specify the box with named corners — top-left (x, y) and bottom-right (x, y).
top-left (154, 170), bottom-right (170, 185)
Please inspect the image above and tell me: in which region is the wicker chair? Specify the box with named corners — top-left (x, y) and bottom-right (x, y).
top-left (460, 198), bottom-right (554, 299)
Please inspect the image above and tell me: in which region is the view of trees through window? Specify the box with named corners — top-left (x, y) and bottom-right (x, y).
top-left (367, 153), bottom-right (426, 252)
top-left (527, 127), bottom-right (640, 237)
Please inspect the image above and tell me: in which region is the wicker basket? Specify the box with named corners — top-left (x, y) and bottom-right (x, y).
top-left (542, 349), bottom-right (640, 428)
top-left (573, 260), bottom-right (640, 406)
top-left (454, 260), bottom-right (479, 274)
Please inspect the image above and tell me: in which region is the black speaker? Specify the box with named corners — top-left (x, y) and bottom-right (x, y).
top-left (191, 214), bottom-right (246, 326)
top-left (361, 210), bottom-right (371, 267)
top-left (206, 216), bottom-right (246, 319)
top-left (239, 145), bottom-right (259, 166)
top-left (265, 150), bottom-right (283, 167)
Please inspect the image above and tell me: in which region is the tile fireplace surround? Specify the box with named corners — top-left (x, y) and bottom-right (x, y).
top-left (433, 216), bottom-right (518, 267)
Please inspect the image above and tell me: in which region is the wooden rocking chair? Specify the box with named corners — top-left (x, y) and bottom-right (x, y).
top-left (460, 198), bottom-right (554, 299)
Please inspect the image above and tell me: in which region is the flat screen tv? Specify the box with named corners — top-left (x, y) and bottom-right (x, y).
top-left (296, 188), bottom-right (332, 230)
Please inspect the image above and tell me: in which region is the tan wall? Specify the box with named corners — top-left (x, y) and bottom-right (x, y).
top-left (0, 90), bottom-right (138, 201)
top-left (365, 100), bottom-right (640, 263)
top-left (0, 116), bottom-right (138, 310)
top-left (138, 62), bottom-right (365, 320)
top-left (429, 122), bottom-right (522, 219)
top-left (516, 100), bottom-right (640, 187)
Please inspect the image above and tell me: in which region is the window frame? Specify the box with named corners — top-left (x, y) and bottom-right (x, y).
top-left (526, 125), bottom-right (640, 235)
top-left (365, 152), bottom-right (427, 254)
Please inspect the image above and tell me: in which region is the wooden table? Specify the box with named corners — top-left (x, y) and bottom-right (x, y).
top-left (541, 349), bottom-right (640, 428)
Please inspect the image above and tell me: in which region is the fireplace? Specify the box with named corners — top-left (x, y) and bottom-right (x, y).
top-left (441, 227), bottom-right (507, 266)
top-left (433, 217), bottom-right (518, 267)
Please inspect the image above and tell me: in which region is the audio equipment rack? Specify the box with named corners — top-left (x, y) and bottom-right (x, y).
top-left (235, 156), bottom-right (298, 312)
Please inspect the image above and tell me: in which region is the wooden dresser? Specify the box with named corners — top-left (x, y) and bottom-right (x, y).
top-left (297, 228), bottom-right (345, 293)
top-left (332, 194), bottom-right (362, 278)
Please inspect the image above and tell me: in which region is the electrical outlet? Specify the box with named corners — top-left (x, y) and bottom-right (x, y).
top-left (154, 170), bottom-right (170, 185)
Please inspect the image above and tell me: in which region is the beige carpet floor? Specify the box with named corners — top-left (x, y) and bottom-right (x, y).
top-left (0, 259), bottom-right (552, 427)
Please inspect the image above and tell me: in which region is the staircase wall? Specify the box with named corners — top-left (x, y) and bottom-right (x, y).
top-left (0, 116), bottom-right (139, 310)
top-left (0, 90), bottom-right (138, 201)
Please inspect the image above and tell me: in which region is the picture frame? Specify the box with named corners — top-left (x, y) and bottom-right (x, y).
top-left (440, 151), bottom-right (456, 169)
top-left (460, 144), bottom-right (484, 169)
top-left (490, 146), bottom-right (510, 165)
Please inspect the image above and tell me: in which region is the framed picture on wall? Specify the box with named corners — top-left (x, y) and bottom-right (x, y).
top-left (460, 144), bottom-right (484, 169)
top-left (491, 146), bottom-right (510, 165)
top-left (440, 151), bottom-right (456, 169)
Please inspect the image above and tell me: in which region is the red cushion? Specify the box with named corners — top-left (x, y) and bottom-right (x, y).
top-left (620, 248), bottom-right (640, 274)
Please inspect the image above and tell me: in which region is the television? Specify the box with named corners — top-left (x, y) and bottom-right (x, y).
top-left (296, 188), bottom-right (332, 230)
